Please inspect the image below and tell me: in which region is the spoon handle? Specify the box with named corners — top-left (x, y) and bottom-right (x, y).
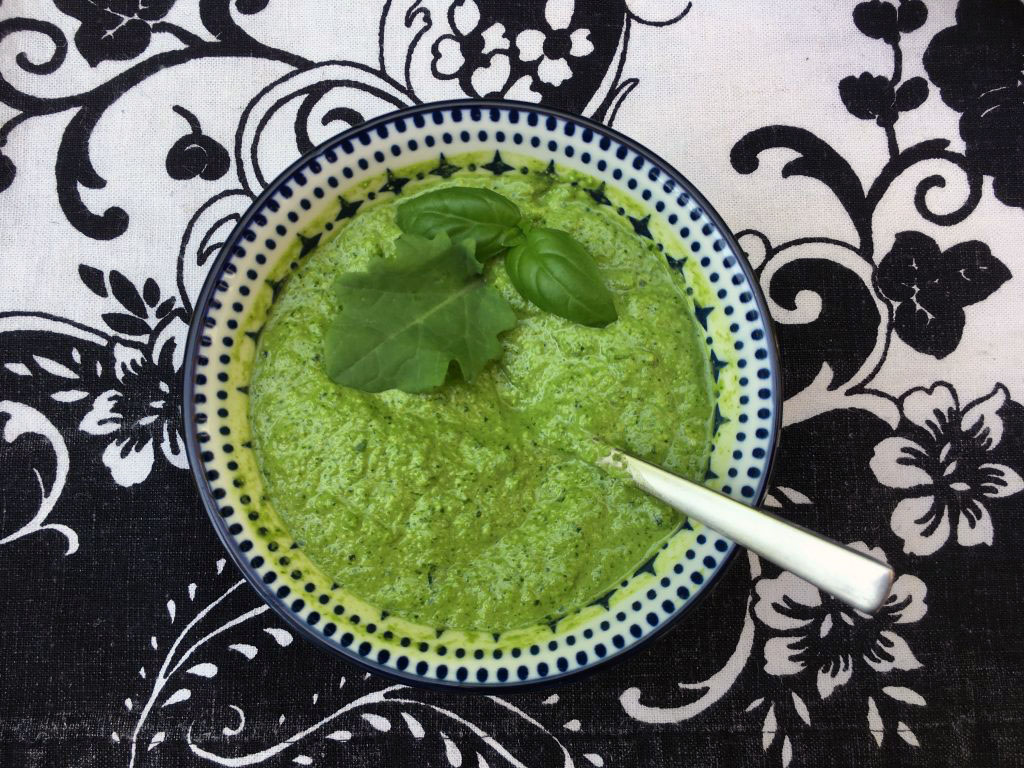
top-left (601, 450), bottom-right (895, 614)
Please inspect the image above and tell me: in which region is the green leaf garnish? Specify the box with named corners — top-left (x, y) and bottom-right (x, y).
top-left (324, 233), bottom-right (517, 393)
top-left (396, 187), bottom-right (523, 261)
top-left (505, 226), bottom-right (618, 327)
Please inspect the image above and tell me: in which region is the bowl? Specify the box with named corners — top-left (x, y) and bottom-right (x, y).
top-left (183, 99), bottom-right (781, 690)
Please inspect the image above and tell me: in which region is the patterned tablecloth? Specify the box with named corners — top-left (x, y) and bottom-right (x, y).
top-left (2, 1), bottom-right (1024, 765)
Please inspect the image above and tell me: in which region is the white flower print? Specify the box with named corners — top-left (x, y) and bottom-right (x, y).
top-left (505, 74), bottom-right (543, 103)
top-left (870, 383), bottom-right (1024, 556)
top-left (471, 53), bottom-right (511, 97)
top-left (80, 316), bottom-right (188, 487)
top-left (755, 543), bottom-right (926, 700)
top-left (431, 0), bottom-right (513, 96)
top-left (515, 0), bottom-right (595, 87)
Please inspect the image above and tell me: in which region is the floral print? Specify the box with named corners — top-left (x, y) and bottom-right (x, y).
top-left (80, 317), bottom-right (188, 486)
top-left (852, 0), bottom-right (927, 43)
top-left (924, 0), bottom-right (1024, 209)
top-left (834, 0), bottom-right (931, 159)
top-left (515, 0), bottom-right (595, 88)
top-left (165, 106), bottom-right (230, 182)
top-left (54, 0), bottom-right (176, 67)
top-left (755, 543), bottom-right (926, 699)
top-left (431, 0), bottom-right (598, 99)
top-left (432, 0), bottom-right (519, 98)
top-left (0, 0), bottom-right (1022, 764)
top-left (876, 232), bottom-right (1011, 358)
top-left (870, 383), bottom-right (1024, 555)
top-left (839, 72), bottom-right (928, 128)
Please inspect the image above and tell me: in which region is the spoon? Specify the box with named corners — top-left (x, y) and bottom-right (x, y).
top-left (598, 448), bottom-right (895, 614)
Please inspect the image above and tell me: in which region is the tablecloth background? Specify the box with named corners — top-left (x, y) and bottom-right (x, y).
top-left (2, 1), bottom-right (1024, 765)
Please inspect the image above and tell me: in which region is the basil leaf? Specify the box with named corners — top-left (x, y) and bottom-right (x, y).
top-left (505, 227), bottom-right (617, 327)
top-left (324, 233), bottom-right (517, 393)
top-left (396, 187), bottom-right (522, 260)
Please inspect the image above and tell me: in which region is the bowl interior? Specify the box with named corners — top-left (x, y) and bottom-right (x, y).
top-left (184, 101), bottom-right (780, 689)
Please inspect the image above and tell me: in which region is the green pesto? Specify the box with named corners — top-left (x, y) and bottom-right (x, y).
top-left (249, 158), bottom-right (714, 632)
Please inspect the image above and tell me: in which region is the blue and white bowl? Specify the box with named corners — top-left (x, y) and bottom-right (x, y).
top-left (183, 100), bottom-right (782, 690)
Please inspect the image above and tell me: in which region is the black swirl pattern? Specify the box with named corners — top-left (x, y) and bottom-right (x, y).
top-left (731, 0), bottom-right (1003, 400)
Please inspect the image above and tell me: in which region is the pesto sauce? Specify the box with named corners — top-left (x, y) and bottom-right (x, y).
top-left (250, 161), bottom-right (714, 632)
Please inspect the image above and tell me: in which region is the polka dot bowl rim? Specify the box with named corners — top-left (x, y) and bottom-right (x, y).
top-left (183, 99), bottom-right (782, 691)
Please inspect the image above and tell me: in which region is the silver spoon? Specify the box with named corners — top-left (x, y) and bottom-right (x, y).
top-left (599, 448), bottom-right (895, 614)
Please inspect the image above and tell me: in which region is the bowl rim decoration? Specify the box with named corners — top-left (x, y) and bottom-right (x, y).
top-left (183, 98), bottom-right (782, 691)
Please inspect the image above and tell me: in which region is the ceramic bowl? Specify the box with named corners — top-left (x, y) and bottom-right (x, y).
top-left (183, 99), bottom-right (781, 690)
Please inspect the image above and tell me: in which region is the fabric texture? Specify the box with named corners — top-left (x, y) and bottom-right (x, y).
top-left (1, 1), bottom-right (1023, 765)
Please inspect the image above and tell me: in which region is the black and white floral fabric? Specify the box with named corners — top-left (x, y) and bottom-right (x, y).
top-left (1, 1), bottom-right (1023, 765)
